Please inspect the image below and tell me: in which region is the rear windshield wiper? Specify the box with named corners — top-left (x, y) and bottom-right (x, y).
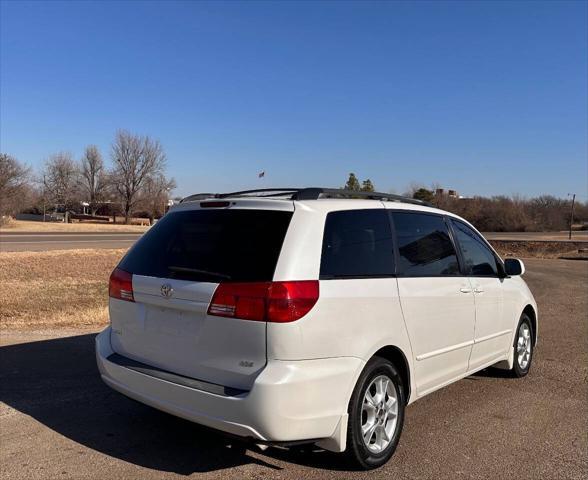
top-left (168, 266), bottom-right (232, 281)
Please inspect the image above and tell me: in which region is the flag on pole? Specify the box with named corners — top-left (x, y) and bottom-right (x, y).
top-left (258, 171), bottom-right (265, 178)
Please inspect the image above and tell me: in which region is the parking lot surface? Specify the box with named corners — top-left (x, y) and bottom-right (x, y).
top-left (1, 258), bottom-right (586, 479)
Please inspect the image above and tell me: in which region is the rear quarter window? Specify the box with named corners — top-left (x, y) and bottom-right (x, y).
top-left (320, 209), bottom-right (395, 279)
top-left (118, 209), bottom-right (292, 282)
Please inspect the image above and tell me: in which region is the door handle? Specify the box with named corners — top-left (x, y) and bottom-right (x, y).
top-left (474, 287), bottom-right (484, 294)
top-left (460, 287), bottom-right (472, 293)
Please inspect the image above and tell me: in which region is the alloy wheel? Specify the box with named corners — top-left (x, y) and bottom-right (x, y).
top-left (517, 323), bottom-right (532, 369)
top-left (361, 374), bottom-right (398, 454)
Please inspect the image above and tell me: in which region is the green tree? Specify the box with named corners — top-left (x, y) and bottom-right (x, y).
top-left (413, 187), bottom-right (434, 203)
top-left (344, 173), bottom-right (361, 191)
top-left (361, 179), bottom-right (375, 192)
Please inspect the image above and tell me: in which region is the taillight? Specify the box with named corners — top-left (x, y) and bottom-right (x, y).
top-left (267, 281), bottom-right (319, 323)
top-left (109, 268), bottom-right (134, 302)
top-left (208, 281), bottom-right (319, 323)
top-left (208, 282), bottom-right (269, 320)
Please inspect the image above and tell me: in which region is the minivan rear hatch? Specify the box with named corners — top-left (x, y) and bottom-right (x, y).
top-left (108, 203), bottom-right (293, 391)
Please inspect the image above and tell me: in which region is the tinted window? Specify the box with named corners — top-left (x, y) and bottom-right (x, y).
top-left (320, 209), bottom-right (395, 278)
top-left (451, 220), bottom-right (499, 276)
top-left (118, 209), bottom-right (292, 282)
top-left (392, 212), bottom-right (459, 276)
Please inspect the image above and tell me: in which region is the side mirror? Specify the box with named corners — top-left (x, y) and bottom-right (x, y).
top-left (504, 258), bottom-right (525, 276)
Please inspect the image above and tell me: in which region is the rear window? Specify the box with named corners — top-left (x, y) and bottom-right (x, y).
top-left (320, 209), bottom-right (395, 279)
top-left (118, 209), bottom-right (292, 282)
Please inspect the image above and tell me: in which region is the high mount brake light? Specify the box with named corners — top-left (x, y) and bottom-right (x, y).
top-left (109, 268), bottom-right (134, 302)
top-left (200, 201), bottom-right (230, 208)
top-left (208, 281), bottom-right (319, 323)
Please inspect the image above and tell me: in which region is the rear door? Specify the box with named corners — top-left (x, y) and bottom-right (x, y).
top-left (109, 204), bottom-right (293, 390)
top-left (391, 211), bottom-right (476, 397)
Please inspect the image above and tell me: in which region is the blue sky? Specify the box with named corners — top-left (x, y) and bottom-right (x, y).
top-left (1, 0), bottom-right (586, 198)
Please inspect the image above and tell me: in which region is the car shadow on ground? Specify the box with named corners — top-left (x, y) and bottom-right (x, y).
top-left (471, 367), bottom-right (516, 379)
top-left (0, 334), bottom-right (355, 475)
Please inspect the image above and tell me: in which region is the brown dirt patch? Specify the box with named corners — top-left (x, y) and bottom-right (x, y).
top-left (490, 240), bottom-right (588, 259)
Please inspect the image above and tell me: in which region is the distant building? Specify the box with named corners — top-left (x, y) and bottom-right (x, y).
top-left (435, 188), bottom-right (459, 198)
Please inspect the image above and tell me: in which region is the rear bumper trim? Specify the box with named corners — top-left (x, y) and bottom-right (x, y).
top-left (106, 353), bottom-right (248, 397)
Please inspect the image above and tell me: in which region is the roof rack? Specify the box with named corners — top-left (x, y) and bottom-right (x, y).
top-left (180, 187), bottom-right (431, 207)
top-left (294, 188), bottom-right (430, 206)
top-left (180, 188), bottom-right (302, 203)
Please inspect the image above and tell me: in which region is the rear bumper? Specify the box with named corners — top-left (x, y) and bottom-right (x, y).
top-left (96, 327), bottom-right (363, 451)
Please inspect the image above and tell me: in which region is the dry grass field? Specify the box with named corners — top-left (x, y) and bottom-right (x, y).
top-left (0, 249), bottom-right (126, 331)
top-left (0, 219), bottom-right (150, 232)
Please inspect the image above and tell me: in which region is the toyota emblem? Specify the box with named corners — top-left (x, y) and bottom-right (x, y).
top-left (161, 283), bottom-right (173, 298)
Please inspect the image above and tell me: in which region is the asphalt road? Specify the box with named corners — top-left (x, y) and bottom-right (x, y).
top-left (0, 258), bottom-right (587, 480)
top-left (0, 232), bottom-right (142, 252)
top-left (483, 231), bottom-right (588, 242)
top-left (1, 230), bottom-right (586, 252)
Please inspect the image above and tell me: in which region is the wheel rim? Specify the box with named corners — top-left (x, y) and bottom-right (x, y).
top-left (517, 323), bottom-right (532, 369)
top-left (361, 374), bottom-right (398, 454)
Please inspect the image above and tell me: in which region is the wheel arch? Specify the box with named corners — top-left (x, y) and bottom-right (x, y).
top-left (371, 345), bottom-right (412, 404)
top-left (522, 304), bottom-right (538, 346)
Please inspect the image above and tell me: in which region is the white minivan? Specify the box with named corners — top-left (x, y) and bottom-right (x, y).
top-left (96, 188), bottom-right (537, 469)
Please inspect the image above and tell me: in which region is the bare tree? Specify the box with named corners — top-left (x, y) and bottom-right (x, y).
top-left (528, 195), bottom-right (569, 231)
top-left (79, 145), bottom-right (107, 215)
top-left (111, 130), bottom-right (167, 224)
top-left (403, 181), bottom-right (427, 198)
top-left (0, 153), bottom-right (31, 223)
top-left (138, 174), bottom-right (177, 224)
top-left (42, 152), bottom-right (80, 212)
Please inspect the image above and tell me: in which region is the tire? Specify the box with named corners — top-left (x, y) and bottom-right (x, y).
top-left (346, 356), bottom-right (405, 470)
top-left (511, 313), bottom-right (534, 378)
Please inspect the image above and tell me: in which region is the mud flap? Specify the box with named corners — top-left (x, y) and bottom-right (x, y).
top-left (315, 414), bottom-right (348, 453)
top-left (492, 347), bottom-right (514, 371)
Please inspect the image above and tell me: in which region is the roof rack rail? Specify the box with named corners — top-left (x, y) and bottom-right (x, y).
top-left (293, 188), bottom-right (431, 206)
top-left (219, 188), bottom-right (302, 198)
top-left (180, 187), bottom-right (431, 207)
top-left (179, 188), bottom-right (302, 203)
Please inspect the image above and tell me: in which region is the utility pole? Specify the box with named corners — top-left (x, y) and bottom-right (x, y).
top-left (568, 193), bottom-right (576, 240)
